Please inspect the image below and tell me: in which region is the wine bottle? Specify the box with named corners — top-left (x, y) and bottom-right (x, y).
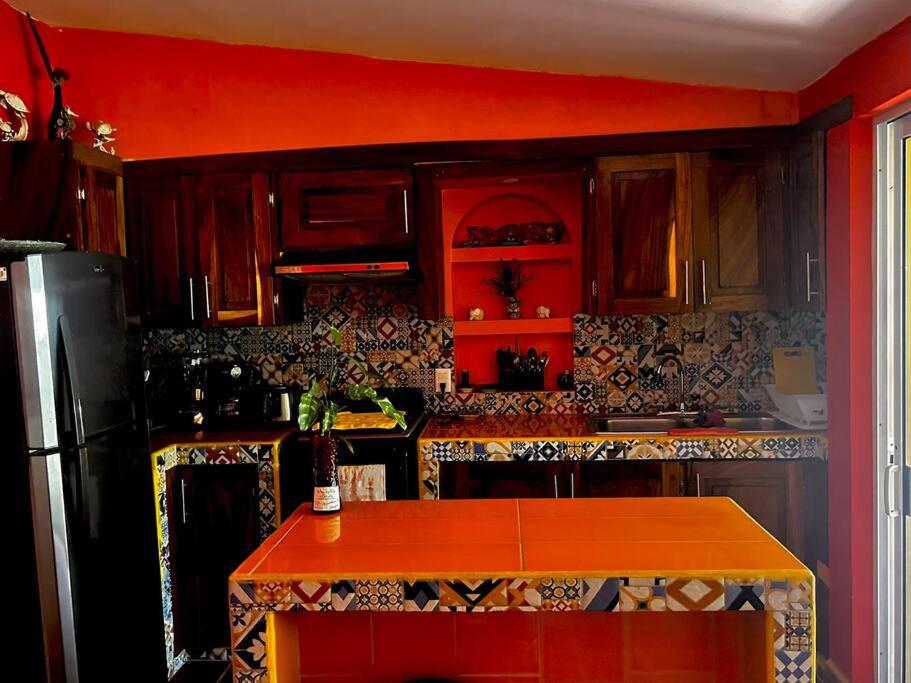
top-left (312, 433), bottom-right (341, 514)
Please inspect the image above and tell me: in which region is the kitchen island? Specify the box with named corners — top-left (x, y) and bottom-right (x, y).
top-left (229, 497), bottom-right (813, 682)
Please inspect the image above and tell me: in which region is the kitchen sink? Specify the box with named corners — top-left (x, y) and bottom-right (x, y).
top-left (587, 413), bottom-right (792, 435)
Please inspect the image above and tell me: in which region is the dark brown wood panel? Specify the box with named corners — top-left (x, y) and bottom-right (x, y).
top-left (80, 166), bottom-right (126, 256)
top-left (125, 126), bottom-right (794, 178)
top-left (198, 172), bottom-right (274, 326)
top-left (166, 464), bottom-right (259, 654)
top-left (279, 169), bottom-right (412, 250)
top-left (788, 131), bottom-right (826, 311)
top-left (439, 461), bottom-right (561, 499)
top-left (692, 149), bottom-right (786, 311)
top-left (570, 461), bottom-right (680, 497)
top-left (594, 153), bottom-right (692, 314)
top-left (126, 175), bottom-right (198, 326)
top-left (687, 460), bottom-right (803, 556)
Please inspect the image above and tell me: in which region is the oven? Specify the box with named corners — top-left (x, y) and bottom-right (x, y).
top-left (278, 388), bottom-right (427, 513)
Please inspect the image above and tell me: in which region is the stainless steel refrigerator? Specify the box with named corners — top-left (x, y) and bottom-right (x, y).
top-left (6, 252), bottom-right (165, 682)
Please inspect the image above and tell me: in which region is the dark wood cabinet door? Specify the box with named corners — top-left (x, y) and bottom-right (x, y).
top-left (594, 154), bottom-right (692, 314)
top-left (687, 461), bottom-right (802, 555)
top-left (127, 175), bottom-right (199, 326)
top-left (79, 166), bottom-right (126, 256)
top-left (570, 461), bottom-right (681, 498)
top-left (198, 172), bottom-right (275, 326)
top-left (279, 169), bottom-right (413, 250)
top-left (72, 145), bottom-right (126, 257)
top-left (166, 464), bottom-right (259, 654)
top-left (692, 149), bottom-right (787, 311)
top-left (788, 132), bottom-right (826, 311)
top-left (439, 461), bottom-right (561, 499)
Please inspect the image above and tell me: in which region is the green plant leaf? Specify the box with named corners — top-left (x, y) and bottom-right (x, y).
top-left (298, 390), bottom-right (321, 432)
top-left (329, 326), bottom-right (343, 346)
top-left (346, 383), bottom-right (377, 401)
top-left (372, 396), bottom-right (407, 430)
top-left (340, 437), bottom-right (355, 455)
top-left (320, 401), bottom-right (338, 435)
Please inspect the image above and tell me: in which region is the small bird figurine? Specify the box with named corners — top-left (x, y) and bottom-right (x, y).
top-left (87, 120), bottom-right (116, 154)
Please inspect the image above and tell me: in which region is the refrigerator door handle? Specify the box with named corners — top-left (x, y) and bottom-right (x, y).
top-left (29, 451), bottom-right (81, 683)
top-left (58, 315), bottom-right (87, 446)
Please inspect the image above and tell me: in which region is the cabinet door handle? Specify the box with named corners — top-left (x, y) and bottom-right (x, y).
top-left (403, 188), bottom-right (410, 235)
top-left (569, 471), bottom-right (575, 499)
top-left (180, 478), bottom-right (188, 524)
top-left (187, 277), bottom-right (196, 322)
top-left (700, 259), bottom-right (709, 306)
top-left (553, 473), bottom-right (559, 499)
top-left (684, 260), bottom-right (689, 305)
top-left (696, 472), bottom-right (701, 497)
top-left (805, 251), bottom-right (820, 303)
top-left (203, 275), bottom-right (212, 320)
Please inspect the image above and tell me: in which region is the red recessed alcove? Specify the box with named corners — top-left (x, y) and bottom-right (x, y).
top-left (441, 170), bottom-right (584, 390)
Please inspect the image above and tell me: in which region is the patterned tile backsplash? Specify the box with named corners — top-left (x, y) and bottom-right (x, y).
top-left (145, 285), bottom-right (826, 416)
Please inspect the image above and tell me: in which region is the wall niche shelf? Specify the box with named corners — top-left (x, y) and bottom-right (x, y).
top-left (450, 244), bottom-right (574, 263)
top-left (439, 163), bottom-right (586, 389)
top-left (454, 317), bottom-right (574, 336)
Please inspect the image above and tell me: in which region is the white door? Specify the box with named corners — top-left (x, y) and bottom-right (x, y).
top-left (875, 108), bottom-right (911, 683)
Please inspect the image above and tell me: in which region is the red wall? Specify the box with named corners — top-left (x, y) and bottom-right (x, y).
top-left (0, 1), bottom-right (798, 160)
top-left (799, 15), bottom-right (910, 683)
top-left (800, 17), bottom-right (911, 120)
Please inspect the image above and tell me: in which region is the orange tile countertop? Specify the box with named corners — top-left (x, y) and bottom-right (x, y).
top-left (229, 499), bottom-right (815, 683)
top-left (232, 497), bottom-right (808, 582)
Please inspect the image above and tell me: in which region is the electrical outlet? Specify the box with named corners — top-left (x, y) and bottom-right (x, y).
top-left (434, 368), bottom-right (453, 393)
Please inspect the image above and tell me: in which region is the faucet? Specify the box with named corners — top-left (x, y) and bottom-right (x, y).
top-left (655, 353), bottom-right (696, 415)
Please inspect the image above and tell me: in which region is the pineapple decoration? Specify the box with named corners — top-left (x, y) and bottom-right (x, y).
top-left (87, 121), bottom-right (117, 155)
top-left (0, 90), bottom-right (29, 142)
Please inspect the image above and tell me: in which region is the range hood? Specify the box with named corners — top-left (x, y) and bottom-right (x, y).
top-left (274, 248), bottom-right (416, 283)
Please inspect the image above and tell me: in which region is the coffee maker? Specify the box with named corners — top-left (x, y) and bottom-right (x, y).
top-left (206, 360), bottom-right (257, 426)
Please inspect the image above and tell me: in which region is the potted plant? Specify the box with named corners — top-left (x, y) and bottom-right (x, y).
top-left (298, 326), bottom-right (406, 513)
top-left (483, 257), bottom-right (535, 319)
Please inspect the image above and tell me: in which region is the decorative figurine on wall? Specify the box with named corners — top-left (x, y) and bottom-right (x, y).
top-left (0, 90), bottom-right (29, 141)
top-left (536, 305), bottom-right (551, 319)
top-left (468, 307), bottom-right (485, 321)
top-left (87, 121), bottom-right (117, 154)
top-left (483, 258), bottom-right (535, 319)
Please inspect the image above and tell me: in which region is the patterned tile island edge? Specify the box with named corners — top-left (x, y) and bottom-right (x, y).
top-left (150, 439), bottom-right (284, 678)
top-left (417, 431), bottom-right (827, 500)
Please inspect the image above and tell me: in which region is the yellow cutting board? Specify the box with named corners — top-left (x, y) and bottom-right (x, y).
top-left (772, 347), bottom-right (818, 395)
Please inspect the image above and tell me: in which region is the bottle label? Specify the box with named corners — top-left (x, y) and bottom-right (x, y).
top-left (313, 486), bottom-right (341, 512)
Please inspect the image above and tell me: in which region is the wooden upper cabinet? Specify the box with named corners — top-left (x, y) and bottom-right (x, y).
top-left (73, 146), bottom-right (126, 257)
top-left (594, 154), bottom-right (692, 314)
top-left (127, 175), bottom-right (199, 326)
top-left (692, 149), bottom-right (787, 311)
top-left (278, 169), bottom-right (413, 250)
top-left (198, 173), bottom-right (275, 327)
top-left (788, 132), bottom-right (826, 311)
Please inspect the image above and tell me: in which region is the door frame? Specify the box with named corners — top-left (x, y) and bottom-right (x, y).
top-left (874, 103), bottom-right (911, 683)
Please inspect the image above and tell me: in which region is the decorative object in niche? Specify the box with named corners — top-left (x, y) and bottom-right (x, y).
top-left (0, 90), bottom-right (29, 141)
top-left (469, 307), bottom-right (485, 321)
top-left (536, 305), bottom-right (551, 319)
top-left (557, 370), bottom-right (574, 390)
top-left (497, 345), bottom-right (548, 390)
top-left (460, 221), bottom-right (565, 247)
top-left (87, 121), bottom-right (117, 154)
top-left (483, 258), bottom-right (535, 320)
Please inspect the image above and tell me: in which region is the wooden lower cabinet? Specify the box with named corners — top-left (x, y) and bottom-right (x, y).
top-left (686, 460), bottom-right (823, 563)
top-left (166, 464), bottom-right (260, 653)
top-left (439, 461), bottom-right (682, 499)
